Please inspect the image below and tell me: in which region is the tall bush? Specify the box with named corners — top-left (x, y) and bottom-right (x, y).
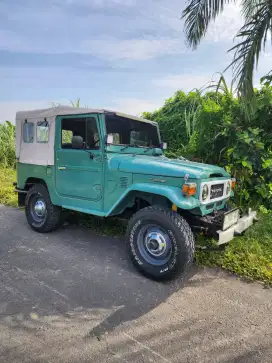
top-left (0, 121), bottom-right (16, 168)
top-left (144, 85), bottom-right (272, 209)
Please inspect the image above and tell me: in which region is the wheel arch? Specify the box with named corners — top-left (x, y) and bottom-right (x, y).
top-left (106, 183), bottom-right (201, 216)
top-left (24, 177), bottom-right (48, 190)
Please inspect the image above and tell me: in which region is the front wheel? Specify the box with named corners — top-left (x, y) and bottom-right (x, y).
top-left (126, 206), bottom-right (195, 281)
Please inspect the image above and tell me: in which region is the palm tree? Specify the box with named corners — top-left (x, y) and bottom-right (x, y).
top-left (182, 0), bottom-right (272, 104)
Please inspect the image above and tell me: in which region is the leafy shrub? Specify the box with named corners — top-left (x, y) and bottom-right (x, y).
top-left (0, 168), bottom-right (17, 207)
top-left (144, 84), bottom-right (272, 210)
top-left (0, 121), bottom-right (16, 168)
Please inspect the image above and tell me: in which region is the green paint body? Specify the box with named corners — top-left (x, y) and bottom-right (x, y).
top-left (17, 113), bottom-right (232, 217)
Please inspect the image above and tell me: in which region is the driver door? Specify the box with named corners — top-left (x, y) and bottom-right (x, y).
top-left (55, 115), bottom-right (103, 212)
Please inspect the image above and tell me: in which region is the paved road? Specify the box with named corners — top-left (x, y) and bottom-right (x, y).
top-left (0, 206), bottom-right (271, 363)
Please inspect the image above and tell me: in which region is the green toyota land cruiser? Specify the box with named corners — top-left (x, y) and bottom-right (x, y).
top-left (15, 106), bottom-right (257, 280)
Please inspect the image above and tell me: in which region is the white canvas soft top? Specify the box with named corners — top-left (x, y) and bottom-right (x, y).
top-left (15, 106), bottom-right (157, 125)
top-left (15, 106), bottom-right (157, 166)
top-left (16, 106), bottom-right (108, 122)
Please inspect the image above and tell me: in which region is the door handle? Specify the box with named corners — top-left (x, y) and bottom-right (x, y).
top-left (58, 167), bottom-right (66, 171)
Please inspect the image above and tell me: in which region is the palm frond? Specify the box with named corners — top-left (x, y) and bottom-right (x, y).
top-left (241, 0), bottom-right (262, 20)
top-left (226, 2), bottom-right (272, 103)
top-left (201, 74), bottom-right (234, 98)
top-left (182, 0), bottom-right (233, 49)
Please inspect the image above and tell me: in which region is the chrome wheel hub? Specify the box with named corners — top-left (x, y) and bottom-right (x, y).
top-left (145, 231), bottom-right (167, 257)
top-left (34, 200), bottom-right (46, 217)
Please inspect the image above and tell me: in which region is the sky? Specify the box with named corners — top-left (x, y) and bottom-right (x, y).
top-left (0, 0), bottom-right (271, 122)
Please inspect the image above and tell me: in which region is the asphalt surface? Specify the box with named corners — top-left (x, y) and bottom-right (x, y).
top-left (0, 205), bottom-right (271, 363)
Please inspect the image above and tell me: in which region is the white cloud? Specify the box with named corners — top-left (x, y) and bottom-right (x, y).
top-left (83, 0), bottom-right (135, 5)
top-left (82, 38), bottom-right (182, 60)
top-left (109, 98), bottom-right (161, 115)
top-left (0, 29), bottom-right (182, 60)
top-left (62, 0), bottom-right (135, 5)
top-left (205, 4), bottom-right (243, 43)
top-left (153, 74), bottom-right (214, 91)
top-left (0, 100), bottom-right (69, 123)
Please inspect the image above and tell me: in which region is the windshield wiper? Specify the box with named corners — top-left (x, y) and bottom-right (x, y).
top-left (143, 146), bottom-right (155, 153)
top-left (120, 144), bottom-right (141, 151)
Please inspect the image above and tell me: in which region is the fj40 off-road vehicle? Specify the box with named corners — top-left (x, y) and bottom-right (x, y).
top-left (15, 107), bottom-right (257, 280)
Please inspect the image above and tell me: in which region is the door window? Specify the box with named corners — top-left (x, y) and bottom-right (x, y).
top-left (86, 117), bottom-right (100, 148)
top-left (61, 117), bottom-right (99, 149)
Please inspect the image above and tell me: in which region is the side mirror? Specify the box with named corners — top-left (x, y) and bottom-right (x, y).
top-left (104, 134), bottom-right (114, 145)
top-left (160, 142), bottom-right (167, 150)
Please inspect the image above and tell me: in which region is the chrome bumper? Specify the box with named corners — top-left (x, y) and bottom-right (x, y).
top-left (217, 210), bottom-right (258, 245)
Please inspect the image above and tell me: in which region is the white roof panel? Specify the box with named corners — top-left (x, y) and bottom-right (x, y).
top-left (15, 106), bottom-right (157, 125)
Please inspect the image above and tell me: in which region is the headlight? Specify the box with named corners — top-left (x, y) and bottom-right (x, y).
top-left (202, 184), bottom-right (209, 200)
top-left (226, 180), bottom-right (232, 195)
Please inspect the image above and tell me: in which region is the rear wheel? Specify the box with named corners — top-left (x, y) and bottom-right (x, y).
top-left (25, 184), bottom-right (62, 233)
top-left (126, 206), bottom-right (195, 281)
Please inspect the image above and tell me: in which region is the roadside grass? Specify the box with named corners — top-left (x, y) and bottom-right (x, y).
top-left (195, 211), bottom-right (272, 286)
top-left (1, 167), bottom-right (271, 285)
top-left (0, 168), bottom-right (17, 207)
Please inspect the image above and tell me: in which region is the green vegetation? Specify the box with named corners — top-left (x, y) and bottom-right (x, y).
top-left (0, 121), bottom-right (17, 206)
top-left (143, 81), bottom-right (272, 211)
top-left (182, 0), bottom-right (272, 108)
top-left (0, 121), bottom-right (16, 168)
top-left (196, 210), bottom-right (272, 285)
top-left (0, 168), bottom-right (17, 207)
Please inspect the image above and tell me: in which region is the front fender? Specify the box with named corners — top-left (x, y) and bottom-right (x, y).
top-left (106, 183), bottom-right (201, 216)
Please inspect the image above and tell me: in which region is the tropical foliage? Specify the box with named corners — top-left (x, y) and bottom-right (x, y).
top-left (182, 0), bottom-right (272, 105)
top-left (0, 121), bottom-right (16, 168)
top-left (143, 81), bottom-right (272, 210)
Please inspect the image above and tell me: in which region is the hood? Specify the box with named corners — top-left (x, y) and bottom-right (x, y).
top-left (108, 154), bottom-right (229, 179)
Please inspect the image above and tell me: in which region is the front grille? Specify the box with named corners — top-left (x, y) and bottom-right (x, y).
top-left (210, 184), bottom-right (224, 199)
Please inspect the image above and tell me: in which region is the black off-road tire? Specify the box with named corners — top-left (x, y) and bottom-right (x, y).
top-left (25, 184), bottom-right (63, 233)
top-left (126, 206), bottom-right (195, 281)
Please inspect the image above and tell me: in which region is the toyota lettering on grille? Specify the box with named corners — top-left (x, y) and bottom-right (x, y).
top-left (210, 184), bottom-right (224, 199)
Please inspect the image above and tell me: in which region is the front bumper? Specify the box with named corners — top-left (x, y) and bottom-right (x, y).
top-left (217, 209), bottom-right (258, 245)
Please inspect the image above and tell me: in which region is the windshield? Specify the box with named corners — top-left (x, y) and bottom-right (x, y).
top-left (105, 114), bottom-right (160, 148)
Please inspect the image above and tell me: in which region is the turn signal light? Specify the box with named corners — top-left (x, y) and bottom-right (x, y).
top-left (231, 178), bottom-right (236, 189)
top-left (182, 183), bottom-right (197, 197)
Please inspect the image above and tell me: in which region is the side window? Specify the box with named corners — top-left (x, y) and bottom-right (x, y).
top-left (61, 118), bottom-right (86, 149)
top-left (86, 117), bottom-right (100, 149)
top-left (37, 121), bottom-right (49, 143)
top-left (23, 122), bottom-right (34, 143)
